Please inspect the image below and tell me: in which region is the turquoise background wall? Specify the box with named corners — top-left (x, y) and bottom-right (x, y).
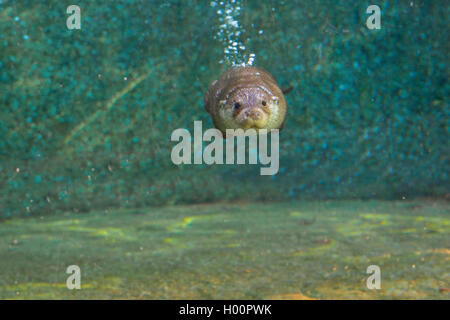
top-left (0, 0), bottom-right (448, 218)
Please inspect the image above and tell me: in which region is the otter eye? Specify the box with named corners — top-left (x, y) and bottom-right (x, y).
top-left (262, 100), bottom-right (267, 106)
top-left (234, 102), bottom-right (241, 110)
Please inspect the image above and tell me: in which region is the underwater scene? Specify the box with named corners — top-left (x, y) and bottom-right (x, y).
top-left (0, 0), bottom-right (448, 300)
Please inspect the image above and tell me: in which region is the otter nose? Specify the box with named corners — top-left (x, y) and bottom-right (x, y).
top-left (245, 109), bottom-right (263, 120)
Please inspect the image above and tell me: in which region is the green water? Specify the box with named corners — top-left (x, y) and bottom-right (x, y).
top-left (0, 0), bottom-right (448, 300)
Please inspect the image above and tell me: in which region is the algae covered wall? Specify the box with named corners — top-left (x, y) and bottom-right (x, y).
top-left (0, 0), bottom-right (448, 217)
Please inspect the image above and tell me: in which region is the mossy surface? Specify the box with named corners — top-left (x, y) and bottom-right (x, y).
top-left (1, 200), bottom-right (448, 299)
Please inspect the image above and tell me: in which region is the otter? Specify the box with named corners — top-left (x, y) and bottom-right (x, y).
top-left (204, 66), bottom-right (290, 136)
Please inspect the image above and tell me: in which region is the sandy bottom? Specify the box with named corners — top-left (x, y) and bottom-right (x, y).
top-left (0, 200), bottom-right (448, 299)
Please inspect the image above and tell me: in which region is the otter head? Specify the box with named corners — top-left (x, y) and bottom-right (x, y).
top-left (219, 86), bottom-right (281, 131)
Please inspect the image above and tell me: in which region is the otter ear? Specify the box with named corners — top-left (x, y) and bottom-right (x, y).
top-left (282, 86), bottom-right (293, 95)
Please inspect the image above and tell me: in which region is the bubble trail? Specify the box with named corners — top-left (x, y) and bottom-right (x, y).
top-left (211, 0), bottom-right (255, 67)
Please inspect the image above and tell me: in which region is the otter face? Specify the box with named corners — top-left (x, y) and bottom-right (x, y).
top-left (219, 87), bottom-right (280, 130)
